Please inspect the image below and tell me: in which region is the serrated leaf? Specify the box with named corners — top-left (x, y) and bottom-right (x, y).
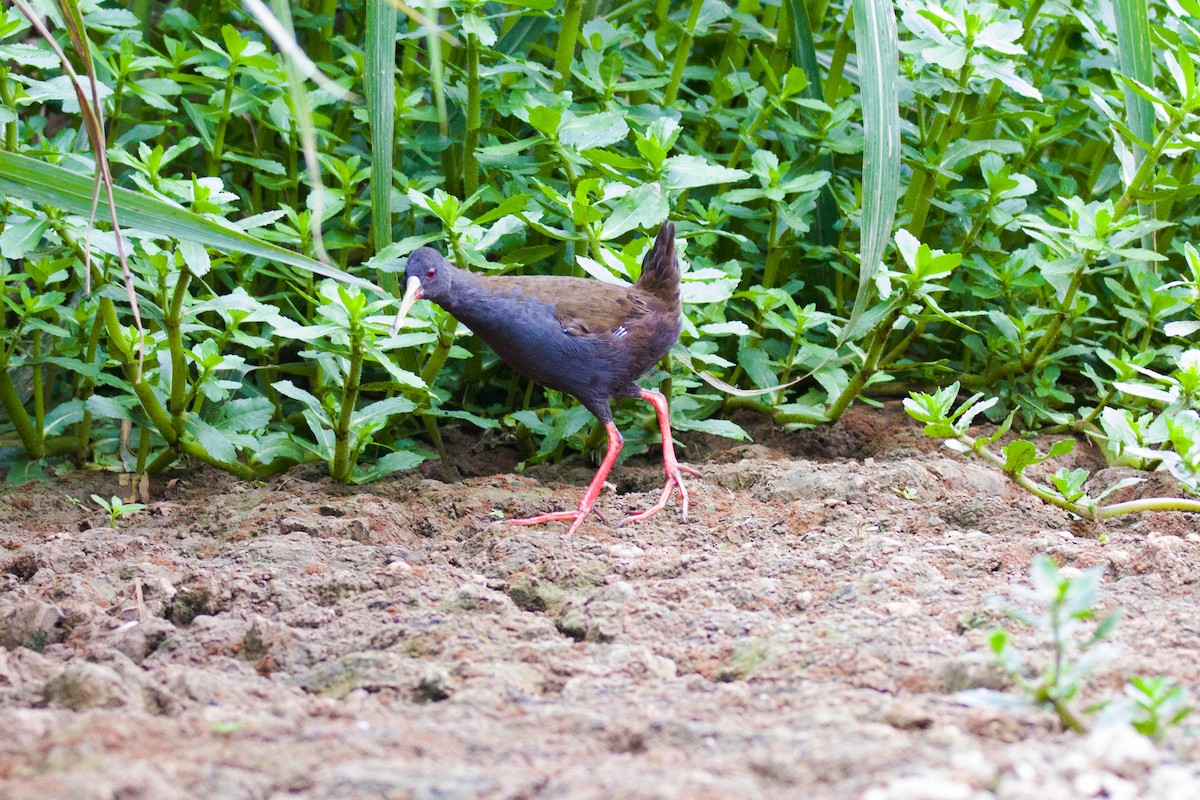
top-left (178, 239), bottom-right (211, 276)
top-left (272, 379), bottom-right (324, 417)
top-left (559, 110), bottom-right (629, 150)
top-left (663, 155), bottom-right (750, 190)
top-left (0, 217), bottom-right (50, 259)
top-left (600, 182), bottom-right (667, 240)
top-left (1001, 439), bottom-right (1039, 474)
top-left (353, 396), bottom-right (417, 427)
top-left (671, 416), bottom-right (750, 441)
top-left (185, 416), bottom-right (237, 463)
top-left (1046, 438), bottom-right (1076, 459)
top-left (354, 448), bottom-right (428, 483)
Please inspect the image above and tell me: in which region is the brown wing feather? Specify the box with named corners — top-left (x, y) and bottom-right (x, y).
top-left (480, 275), bottom-right (656, 337)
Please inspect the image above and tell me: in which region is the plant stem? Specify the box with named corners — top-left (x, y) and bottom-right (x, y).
top-left (664, 0), bottom-right (704, 106)
top-left (0, 369), bottom-right (41, 458)
top-left (207, 62), bottom-right (238, 174)
top-left (165, 268), bottom-right (191, 417)
top-left (825, 303), bottom-right (905, 421)
top-left (331, 326), bottom-right (365, 482)
top-left (553, 0), bottom-right (583, 93)
top-left (463, 27), bottom-right (482, 197)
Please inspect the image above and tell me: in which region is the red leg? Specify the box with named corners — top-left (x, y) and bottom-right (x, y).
top-left (508, 421), bottom-right (623, 536)
top-left (621, 389), bottom-right (699, 527)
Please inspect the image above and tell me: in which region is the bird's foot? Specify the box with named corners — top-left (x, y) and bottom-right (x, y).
top-left (619, 460), bottom-right (698, 527)
top-left (507, 505), bottom-right (607, 536)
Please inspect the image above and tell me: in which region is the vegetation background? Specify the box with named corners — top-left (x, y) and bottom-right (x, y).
top-left (0, 0), bottom-right (1197, 512)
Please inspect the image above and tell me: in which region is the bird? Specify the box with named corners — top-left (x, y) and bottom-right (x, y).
top-left (392, 221), bottom-right (698, 535)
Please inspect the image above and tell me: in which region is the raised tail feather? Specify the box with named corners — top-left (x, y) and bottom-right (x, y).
top-left (635, 221), bottom-right (679, 307)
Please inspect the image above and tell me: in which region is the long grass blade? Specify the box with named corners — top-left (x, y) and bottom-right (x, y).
top-left (783, 0), bottom-right (838, 258)
top-left (242, 0), bottom-right (357, 100)
top-left (1111, 0), bottom-right (1155, 260)
top-left (256, 0), bottom-right (336, 267)
top-left (845, 0), bottom-right (900, 335)
top-left (365, 0), bottom-right (399, 288)
top-left (0, 151), bottom-right (381, 292)
top-left (18, 0), bottom-right (146, 375)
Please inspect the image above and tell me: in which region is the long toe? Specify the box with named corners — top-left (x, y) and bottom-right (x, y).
top-left (619, 467), bottom-right (691, 527)
top-left (507, 507), bottom-right (599, 536)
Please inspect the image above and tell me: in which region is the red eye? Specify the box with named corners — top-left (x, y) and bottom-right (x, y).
top-left (426, 268), bottom-right (437, 278)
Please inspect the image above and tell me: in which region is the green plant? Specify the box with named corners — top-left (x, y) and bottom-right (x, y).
top-left (0, 0), bottom-right (1197, 495)
top-left (967, 556), bottom-right (1192, 740)
top-left (978, 556), bottom-right (1118, 733)
top-left (90, 493), bottom-right (145, 528)
top-left (904, 381), bottom-right (1200, 519)
top-left (1119, 675), bottom-right (1193, 742)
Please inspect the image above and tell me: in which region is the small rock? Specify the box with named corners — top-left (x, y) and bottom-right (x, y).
top-left (1084, 723), bottom-right (1158, 775)
top-left (106, 616), bottom-right (176, 664)
top-left (607, 543), bottom-right (645, 559)
top-left (42, 661), bottom-right (143, 711)
top-left (301, 763), bottom-right (496, 800)
top-left (883, 700), bottom-right (935, 730)
top-left (862, 775), bottom-right (987, 800)
top-left (765, 466), bottom-right (859, 502)
top-left (600, 580), bottom-right (637, 603)
top-left (0, 599), bottom-right (64, 651)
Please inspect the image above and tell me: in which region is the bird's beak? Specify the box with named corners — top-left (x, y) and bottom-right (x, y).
top-left (391, 275), bottom-right (424, 334)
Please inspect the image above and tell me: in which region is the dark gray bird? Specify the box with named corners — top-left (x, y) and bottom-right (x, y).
top-left (393, 222), bottom-right (697, 535)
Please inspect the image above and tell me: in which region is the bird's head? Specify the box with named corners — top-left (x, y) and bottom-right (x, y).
top-left (391, 247), bottom-right (453, 333)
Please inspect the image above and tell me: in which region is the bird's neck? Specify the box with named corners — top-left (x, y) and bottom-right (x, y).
top-left (437, 270), bottom-right (499, 326)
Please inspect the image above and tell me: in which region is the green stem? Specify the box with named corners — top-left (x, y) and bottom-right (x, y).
top-left (331, 328), bottom-right (365, 482)
top-left (664, 0), bottom-right (705, 106)
top-left (901, 63), bottom-right (972, 237)
top-left (463, 29), bottom-right (482, 197)
top-left (76, 310), bottom-right (105, 463)
top-left (956, 429), bottom-right (1200, 520)
top-left (1113, 109), bottom-right (1190, 221)
top-left (31, 330), bottom-right (43, 443)
top-left (165, 268), bottom-right (191, 418)
top-left (553, 0), bottom-right (583, 93)
top-left (0, 369), bottom-right (42, 458)
top-left (207, 62), bottom-right (238, 174)
top-left (824, 306), bottom-right (899, 422)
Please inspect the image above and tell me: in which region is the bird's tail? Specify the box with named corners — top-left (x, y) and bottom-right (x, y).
top-left (634, 221), bottom-right (679, 307)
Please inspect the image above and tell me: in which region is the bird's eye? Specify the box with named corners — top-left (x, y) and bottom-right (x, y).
top-left (426, 267), bottom-right (437, 279)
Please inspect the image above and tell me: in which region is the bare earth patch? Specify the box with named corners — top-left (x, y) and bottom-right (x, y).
top-left (2, 405), bottom-right (1200, 799)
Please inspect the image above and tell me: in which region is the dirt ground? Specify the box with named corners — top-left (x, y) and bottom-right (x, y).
top-left (2, 404), bottom-right (1200, 800)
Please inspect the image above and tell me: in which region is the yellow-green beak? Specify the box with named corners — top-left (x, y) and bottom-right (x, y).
top-left (391, 275), bottom-right (424, 334)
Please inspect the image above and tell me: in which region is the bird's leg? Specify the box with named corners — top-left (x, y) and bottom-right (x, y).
top-left (508, 421), bottom-right (623, 536)
top-left (621, 389), bottom-right (699, 526)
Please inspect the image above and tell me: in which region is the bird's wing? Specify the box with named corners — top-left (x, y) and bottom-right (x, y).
top-left (483, 276), bottom-right (654, 338)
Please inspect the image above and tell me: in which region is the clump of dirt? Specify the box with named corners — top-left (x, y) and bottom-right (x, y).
top-left (2, 405), bottom-right (1200, 799)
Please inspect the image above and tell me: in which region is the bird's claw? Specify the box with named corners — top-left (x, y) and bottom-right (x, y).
top-left (619, 463), bottom-right (693, 527)
top-left (507, 504), bottom-right (605, 536)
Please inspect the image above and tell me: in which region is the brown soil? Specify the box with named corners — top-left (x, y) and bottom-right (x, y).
top-left (2, 404), bottom-right (1200, 799)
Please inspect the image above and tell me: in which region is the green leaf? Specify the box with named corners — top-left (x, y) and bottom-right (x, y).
top-left (0, 217), bottom-right (49, 258)
top-left (0, 152), bottom-right (379, 292)
top-left (845, 0), bottom-right (900, 341)
top-left (272, 379), bottom-right (325, 418)
top-left (1001, 439), bottom-right (1039, 475)
top-left (461, 12), bottom-right (496, 47)
top-left (663, 155), bottom-right (750, 190)
top-left (185, 416), bottom-right (238, 463)
top-left (600, 182), bottom-right (668, 240)
top-left (1046, 438), bottom-right (1076, 459)
top-left (353, 396), bottom-right (417, 427)
top-left (178, 239), bottom-right (211, 277)
top-left (671, 416), bottom-right (750, 441)
top-left (559, 110), bottom-right (629, 150)
top-left (364, 0), bottom-right (398, 289)
top-left (355, 448), bottom-right (428, 483)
